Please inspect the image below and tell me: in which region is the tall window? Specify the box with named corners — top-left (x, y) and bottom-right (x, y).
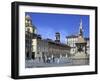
top-left (27, 28), bottom-right (30, 32)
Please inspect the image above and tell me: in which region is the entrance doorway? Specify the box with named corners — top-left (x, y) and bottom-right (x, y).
top-left (32, 52), bottom-right (35, 59)
top-left (26, 52), bottom-right (29, 58)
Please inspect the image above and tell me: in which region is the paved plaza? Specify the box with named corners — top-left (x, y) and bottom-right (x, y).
top-left (25, 57), bottom-right (89, 68)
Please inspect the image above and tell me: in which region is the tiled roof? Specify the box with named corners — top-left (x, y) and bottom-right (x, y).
top-left (66, 35), bottom-right (78, 38)
top-left (48, 40), bottom-right (70, 48)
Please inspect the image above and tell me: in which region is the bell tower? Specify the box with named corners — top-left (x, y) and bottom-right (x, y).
top-left (25, 15), bottom-right (34, 59)
top-left (25, 15), bottom-right (33, 33)
top-left (55, 32), bottom-right (60, 43)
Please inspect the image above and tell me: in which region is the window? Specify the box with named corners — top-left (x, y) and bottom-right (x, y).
top-left (37, 52), bottom-right (39, 54)
top-left (27, 28), bottom-right (30, 32)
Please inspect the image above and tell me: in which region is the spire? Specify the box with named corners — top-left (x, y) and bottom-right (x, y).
top-left (79, 19), bottom-right (83, 36)
top-left (80, 19), bottom-right (82, 29)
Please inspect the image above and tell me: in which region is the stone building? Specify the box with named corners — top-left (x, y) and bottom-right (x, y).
top-left (66, 35), bottom-right (78, 54)
top-left (25, 15), bottom-right (37, 59)
top-left (32, 35), bottom-right (48, 61)
top-left (32, 32), bottom-right (71, 62)
top-left (48, 40), bottom-right (70, 58)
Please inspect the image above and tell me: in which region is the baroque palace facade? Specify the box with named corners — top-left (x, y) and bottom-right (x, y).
top-left (25, 15), bottom-right (71, 61)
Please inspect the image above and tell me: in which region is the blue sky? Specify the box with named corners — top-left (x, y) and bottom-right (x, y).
top-left (25, 12), bottom-right (89, 43)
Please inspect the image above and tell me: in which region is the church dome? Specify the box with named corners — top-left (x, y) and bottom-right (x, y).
top-left (25, 15), bottom-right (32, 27)
top-left (25, 15), bottom-right (31, 20)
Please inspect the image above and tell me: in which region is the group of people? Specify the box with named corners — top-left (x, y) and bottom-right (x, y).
top-left (41, 56), bottom-right (60, 64)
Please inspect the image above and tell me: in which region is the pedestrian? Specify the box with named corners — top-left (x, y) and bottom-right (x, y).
top-left (57, 58), bottom-right (60, 64)
top-left (53, 57), bottom-right (55, 62)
